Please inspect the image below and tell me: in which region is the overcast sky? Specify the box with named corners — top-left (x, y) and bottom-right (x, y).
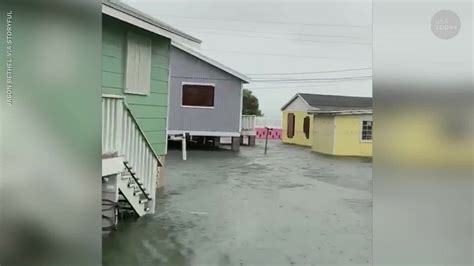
top-left (125, 0), bottom-right (373, 120)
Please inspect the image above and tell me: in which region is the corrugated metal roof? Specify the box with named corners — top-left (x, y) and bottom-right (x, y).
top-left (102, 0), bottom-right (202, 44)
top-left (281, 93), bottom-right (372, 111)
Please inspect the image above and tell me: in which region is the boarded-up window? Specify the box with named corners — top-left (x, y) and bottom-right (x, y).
top-left (287, 113), bottom-right (295, 138)
top-left (303, 116), bottom-right (310, 139)
top-left (125, 32), bottom-right (151, 95)
top-left (182, 84), bottom-right (215, 107)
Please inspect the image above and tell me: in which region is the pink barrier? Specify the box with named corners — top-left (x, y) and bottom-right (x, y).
top-left (255, 127), bottom-right (282, 139)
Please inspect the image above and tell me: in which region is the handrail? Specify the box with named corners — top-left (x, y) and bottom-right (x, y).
top-left (241, 115), bottom-right (256, 131)
top-left (102, 94), bottom-right (159, 214)
top-left (123, 102), bottom-right (162, 167)
top-left (102, 94), bottom-right (162, 166)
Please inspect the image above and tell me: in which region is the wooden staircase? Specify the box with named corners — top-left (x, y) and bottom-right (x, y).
top-left (102, 95), bottom-right (161, 219)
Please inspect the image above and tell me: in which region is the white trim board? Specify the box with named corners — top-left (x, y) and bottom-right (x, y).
top-left (238, 81), bottom-right (243, 131)
top-left (310, 110), bottom-right (373, 115)
top-left (168, 130), bottom-right (240, 137)
top-left (102, 94), bottom-right (125, 99)
top-left (182, 82), bottom-right (216, 86)
top-left (165, 52), bottom-right (171, 154)
top-left (102, 3), bottom-right (201, 47)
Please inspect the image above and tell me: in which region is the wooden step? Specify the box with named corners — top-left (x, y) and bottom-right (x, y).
top-left (134, 190), bottom-right (150, 197)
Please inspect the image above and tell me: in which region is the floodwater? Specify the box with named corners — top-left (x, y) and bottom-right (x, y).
top-left (103, 140), bottom-right (372, 266)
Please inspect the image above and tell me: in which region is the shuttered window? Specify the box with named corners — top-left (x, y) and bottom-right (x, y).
top-left (125, 32), bottom-right (151, 95)
top-left (287, 113), bottom-right (295, 138)
top-left (182, 84), bottom-right (215, 107)
top-left (303, 116), bottom-right (310, 139)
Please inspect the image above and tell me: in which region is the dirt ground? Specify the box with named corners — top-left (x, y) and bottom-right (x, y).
top-left (103, 140), bottom-right (372, 266)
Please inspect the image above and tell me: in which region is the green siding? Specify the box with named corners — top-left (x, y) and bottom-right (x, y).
top-left (136, 118), bottom-right (167, 131)
top-left (150, 80), bottom-right (168, 94)
top-left (102, 16), bottom-right (170, 155)
top-left (102, 71), bottom-right (123, 88)
top-left (126, 92), bottom-right (168, 106)
top-left (151, 67), bottom-right (169, 81)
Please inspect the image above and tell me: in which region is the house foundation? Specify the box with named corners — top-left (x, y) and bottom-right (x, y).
top-left (213, 136), bottom-right (221, 148)
top-left (231, 136), bottom-right (240, 151)
top-left (248, 135), bottom-right (256, 146)
top-left (239, 135), bottom-right (256, 147)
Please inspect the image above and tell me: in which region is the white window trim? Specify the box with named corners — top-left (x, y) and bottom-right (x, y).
top-left (181, 82), bottom-right (216, 109)
top-left (360, 117), bottom-right (373, 143)
top-left (125, 91), bottom-right (149, 96)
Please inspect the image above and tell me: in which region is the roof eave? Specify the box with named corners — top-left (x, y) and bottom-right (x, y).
top-left (309, 109), bottom-right (373, 115)
top-left (102, 1), bottom-right (202, 46)
top-left (280, 93), bottom-right (315, 111)
top-left (172, 41), bottom-right (251, 83)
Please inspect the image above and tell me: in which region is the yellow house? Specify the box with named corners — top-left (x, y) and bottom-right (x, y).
top-left (311, 110), bottom-right (372, 157)
top-left (281, 93), bottom-right (372, 154)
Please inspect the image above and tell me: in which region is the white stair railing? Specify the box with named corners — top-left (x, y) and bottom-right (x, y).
top-left (102, 96), bottom-right (123, 155)
top-left (241, 115), bottom-right (256, 132)
top-left (102, 95), bottom-right (160, 213)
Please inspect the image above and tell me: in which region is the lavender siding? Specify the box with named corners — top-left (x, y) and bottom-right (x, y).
top-left (168, 46), bottom-right (243, 134)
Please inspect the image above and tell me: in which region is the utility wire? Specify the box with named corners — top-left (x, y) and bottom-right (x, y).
top-left (251, 76), bottom-right (372, 82)
top-left (246, 68), bottom-right (372, 76)
top-left (200, 49), bottom-right (370, 61)
top-left (193, 30), bottom-right (371, 45)
top-left (246, 78), bottom-right (372, 85)
top-left (247, 85), bottom-right (369, 90)
top-left (174, 24), bottom-right (366, 39)
top-left (155, 14), bottom-right (371, 28)
top-left (246, 79), bottom-right (371, 90)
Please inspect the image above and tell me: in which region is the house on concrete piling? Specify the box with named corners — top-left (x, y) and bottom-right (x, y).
top-left (281, 93), bottom-right (372, 157)
top-left (101, 0), bottom-right (201, 227)
top-left (167, 41), bottom-right (251, 152)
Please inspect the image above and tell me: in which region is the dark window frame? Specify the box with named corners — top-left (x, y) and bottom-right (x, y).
top-left (181, 83), bottom-right (215, 108)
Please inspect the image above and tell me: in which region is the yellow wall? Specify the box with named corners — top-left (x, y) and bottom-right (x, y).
top-left (333, 115), bottom-right (372, 157)
top-left (377, 110), bottom-right (472, 167)
top-left (281, 111), bottom-right (313, 147)
top-left (311, 114), bottom-right (373, 157)
top-left (311, 116), bottom-right (335, 155)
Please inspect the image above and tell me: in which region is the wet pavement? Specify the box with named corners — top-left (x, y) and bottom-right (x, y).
top-left (103, 140), bottom-right (372, 266)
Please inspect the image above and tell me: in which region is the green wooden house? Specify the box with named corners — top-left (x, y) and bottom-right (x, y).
top-left (101, 0), bottom-right (201, 223)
